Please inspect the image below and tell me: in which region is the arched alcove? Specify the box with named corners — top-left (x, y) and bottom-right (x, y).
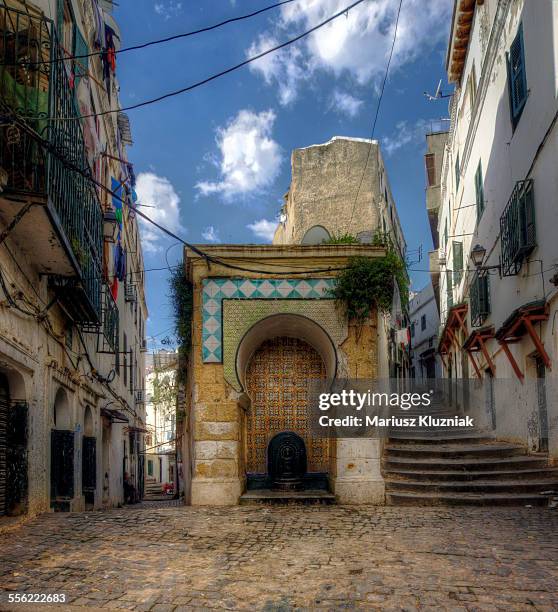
top-left (301, 225), bottom-right (331, 245)
top-left (83, 405), bottom-right (94, 437)
top-left (53, 387), bottom-right (71, 430)
top-left (236, 313), bottom-right (337, 391)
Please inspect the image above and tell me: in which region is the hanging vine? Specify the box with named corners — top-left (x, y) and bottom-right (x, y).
top-left (169, 264), bottom-right (193, 383)
top-left (329, 251), bottom-right (409, 326)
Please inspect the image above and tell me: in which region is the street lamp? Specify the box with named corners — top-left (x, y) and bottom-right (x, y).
top-left (470, 243), bottom-right (501, 275)
top-left (470, 244), bottom-right (486, 269)
top-left (103, 210), bottom-right (119, 243)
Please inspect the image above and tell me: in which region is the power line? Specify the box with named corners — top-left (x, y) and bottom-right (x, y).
top-left (28, 0), bottom-right (370, 121)
top-left (348, 0), bottom-right (403, 228)
top-left (1, 0), bottom-right (300, 67)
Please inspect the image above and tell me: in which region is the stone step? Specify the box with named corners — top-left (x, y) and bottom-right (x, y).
top-left (384, 441), bottom-right (525, 458)
top-left (383, 454), bottom-right (549, 471)
top-left (383, 467), bottom-right (558, 481)
top-left (385, 478), bottom-right (558, 493)
top-left (239, 489), bottom-right (336, 505)
top-left (387, 433), bottom-right (493, 443)
top-left (386, 491), bottom-right (551, 506)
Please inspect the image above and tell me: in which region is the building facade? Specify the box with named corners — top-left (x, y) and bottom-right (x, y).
top-left (409, 284), bottom-right (441, 380)
top-left (0, 0), bottom-right (147, 518)
top-left (274, 137), bottom-right (409, 379)
top-left (144, 352), bottom-right (178, 493)
top-left (180, 138), bottom-right (409, 506)
top-left (434, 0), bottom-right (558, 456)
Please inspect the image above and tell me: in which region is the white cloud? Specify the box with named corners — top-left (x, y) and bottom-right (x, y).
top-left (247, 0), bottom-right (452, 103)
top-left (196, 109), bottom-right (282, 200)
top-left (330, 90), bottom-right (363, 117)
top-left (202, 226), bottom-right (220, 243)
top-left (247, 35), bottom-right (305, 106)
top-left (154, 1), bottom-right (182, 19)
top-left (382, 119), bottom-right (428, 156)
top-left (247, 219), bottom-right (278, 242)
top-left (135, 172), bottom-right (183, 253)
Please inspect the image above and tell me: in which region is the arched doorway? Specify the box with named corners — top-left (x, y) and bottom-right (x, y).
top-left (0, 370), bottom-right (28, 517)
top-left (245, 337), bottom-right (328, 486)
top-left (82, 406), bottom-right (96, 508)
top-left (51, 387), bottom-right (74, 510)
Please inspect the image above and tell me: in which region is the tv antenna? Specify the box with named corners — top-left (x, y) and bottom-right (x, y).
top-left (424, 79), bottom-right (452, 101)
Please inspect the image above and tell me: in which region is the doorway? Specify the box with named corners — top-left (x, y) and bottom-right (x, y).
top-left (535, 356), bottom-right (548, 453)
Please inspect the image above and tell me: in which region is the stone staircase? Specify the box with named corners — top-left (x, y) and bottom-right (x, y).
top-left (382, 402), bottom-right (558, 506)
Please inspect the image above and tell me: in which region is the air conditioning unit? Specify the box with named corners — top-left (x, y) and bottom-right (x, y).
top-left (140, 338), bottom-right (147, 352)
top-left (438, 248), bottom-right (446, 266)
top-left (125, 284), bottom-right (137, 303)
top-left (135, 389), bottom-right (144, 404)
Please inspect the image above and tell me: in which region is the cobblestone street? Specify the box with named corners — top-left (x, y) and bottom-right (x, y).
top-left (0, 504), bottom-right (557, 611)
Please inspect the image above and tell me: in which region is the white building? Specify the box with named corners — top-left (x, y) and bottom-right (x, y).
top-left (0, 0), bottom-right (147, 517)
top-left (144, 352), bottom-right (177, 494)
top-left (409, 284), bottom-right (441, 380)
top-left (435, 0), bottom-right (558, 456)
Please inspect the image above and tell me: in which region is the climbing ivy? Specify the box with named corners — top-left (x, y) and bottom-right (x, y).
top-left (329, 251), bottom-right (409, 326)
top-left (169, 264), bottom-right (193, 382)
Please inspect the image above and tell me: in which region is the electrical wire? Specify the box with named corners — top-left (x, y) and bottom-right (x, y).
top-left (1, 0), bottom-right (300, 67)
top-left (25, 0), bottom-right (369, 120)
top-left (347, 0), bottom-right (403, 228)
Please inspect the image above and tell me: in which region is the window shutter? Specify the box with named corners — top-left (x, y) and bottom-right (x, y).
top-left (475, 162), bottom-right (484, 218)
top-left (509, 24), bottom-right (528, 124)
top-left (446, 270), bottom-right (453, 307)
top-left (455, 153), bottom-right (460, 189)
top-left (453, 241), bottom-right (463, 285)
top-left (479, 276), bottom-right (490, 318)
top-left (522, 181), bottom-right (536, 249)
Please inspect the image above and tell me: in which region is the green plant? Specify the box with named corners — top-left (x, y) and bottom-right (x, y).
top-left (169, 264), bottom-right (193, 382)
top-left (329, 252), bottom-right (409, 326)
top-left (323, 233), bottom-right (360, 245)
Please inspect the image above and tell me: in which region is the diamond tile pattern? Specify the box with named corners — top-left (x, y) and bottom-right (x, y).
top-left (202, 278), bottom-right (335, 362)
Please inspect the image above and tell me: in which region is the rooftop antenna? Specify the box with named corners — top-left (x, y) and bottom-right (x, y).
top-left (424, 79), bottom-right (452, 101)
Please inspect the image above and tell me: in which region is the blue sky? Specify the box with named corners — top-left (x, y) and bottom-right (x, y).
top-left (113, 0), bottom-right (453, 346)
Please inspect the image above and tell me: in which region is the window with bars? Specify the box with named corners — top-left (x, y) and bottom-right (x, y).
top-left (507, 24), bottom-right (528, 128)
top-left (470, 273), bottom-right (490, 327)
top-left (500, 179), bottom-right (536, 276)
top-left (475, 161), bottom-right (485, 218)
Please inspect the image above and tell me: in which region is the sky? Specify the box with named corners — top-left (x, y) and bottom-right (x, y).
top-left (113, 0), bottom-right (454, 348)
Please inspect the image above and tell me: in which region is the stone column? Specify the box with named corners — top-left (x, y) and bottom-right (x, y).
top-left (330, 439), bottom-right (385, 504)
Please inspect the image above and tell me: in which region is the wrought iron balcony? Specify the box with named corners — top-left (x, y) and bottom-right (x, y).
top-left (500, 179), bottom-right (536, 277)
top-left (0, 5), bottom-right (103, 323)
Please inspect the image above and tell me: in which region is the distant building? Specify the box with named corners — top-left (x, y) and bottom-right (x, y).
top-left (144, 352), bottom-right (178, 495)
top-left (409, 284), bottom-right (441, 380)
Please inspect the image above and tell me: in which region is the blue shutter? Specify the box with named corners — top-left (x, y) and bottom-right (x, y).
top-left (508, 24), bottom-right (528, 125)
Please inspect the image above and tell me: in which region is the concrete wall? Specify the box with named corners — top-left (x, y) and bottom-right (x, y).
top-left (437, 0), bottom-right (558, 456)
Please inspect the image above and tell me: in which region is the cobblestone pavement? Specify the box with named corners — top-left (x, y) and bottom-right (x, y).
top-left (1, 504), bottom-right (558, 611)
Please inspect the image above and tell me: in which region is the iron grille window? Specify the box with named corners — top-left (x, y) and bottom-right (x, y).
top-left (470, 273), bottom-right (490, 327)
top-left (500, 179), bottom-right (536, 276)
top-left (507, 24), bottom-right (528, 128)
top-left (475, 161), bottom-right (485, 218)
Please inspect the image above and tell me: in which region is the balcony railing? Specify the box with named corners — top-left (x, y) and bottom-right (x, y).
top-left (500, 179), bottom-right (536, 277)
top-left (0, 5), bottom-right (103, 322)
